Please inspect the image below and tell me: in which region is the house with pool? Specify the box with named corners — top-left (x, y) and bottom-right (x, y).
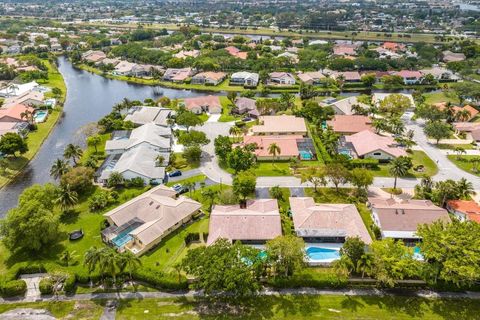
top-left (207, 199), bottom-right (282, 246)
top-left (368, 198), bottom-right (450, 244)
top-left (289, 197), bottom-right (372, 265)
top-left (102, 185), bottom-right (202, 256)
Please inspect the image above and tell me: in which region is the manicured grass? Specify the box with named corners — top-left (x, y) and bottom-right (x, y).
top-left (424, 91), bottom-right (460, 105)
top-left (437, 143), bottom-right (475, 150)
top-left (305, 187), bottom-right (353, 203)
top-left (447, 155), bottom-right (480, 176)
top-left (357, 203), bottom-right (376, 240)
top-left (0, 59), bottom-right (66, 189)
top-left (170, 152), bottom-right (200, 171)
top-left (0, 300), bottom-right (104, 319)
top-left (80, 133), bottom-right (110, 165)
top-left (218, 96), bottom-right (242, 122)
top-left (369, 151), bottom-right (438, 178)
top-left (166, 174), bottom-right (207, 187)
top-left (114, 295), bottom-right (480, 319)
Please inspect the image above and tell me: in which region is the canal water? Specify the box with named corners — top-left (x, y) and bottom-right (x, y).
top-left (0, 56), bottom-right (211, 216)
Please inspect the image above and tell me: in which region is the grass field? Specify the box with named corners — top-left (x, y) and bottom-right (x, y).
top-left (423, 91), bottom-right (460, 105)
top-left (447, 155), bottom-right (480, 176)
top-left (0, 58), bottom-right (67, 189)
top-left (0, 300), bottom-right (104, 319)
top-left (370, 151), bottom-right (438, 178)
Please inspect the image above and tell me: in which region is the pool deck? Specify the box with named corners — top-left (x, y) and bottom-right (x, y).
top-left (305, 243), bottom-right (342, 265)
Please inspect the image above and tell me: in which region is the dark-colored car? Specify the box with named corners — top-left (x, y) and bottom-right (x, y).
top-left (242, 117), bottom-right (252, 122)
top-left (168, 170), bottom-right (182, 177)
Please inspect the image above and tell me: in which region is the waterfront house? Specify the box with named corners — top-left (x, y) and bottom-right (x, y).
top-left (102, 185), bottom-right (201, 255)
top-left (207, 199), bottom-right (282, 245)
top-left (163, 68), bottom-right (194, 83)
top-left (112, 60), bottom-right (137, 76)
top-left (191, 72), bottom-right (227, 86)
top-left (297, 71), bottom-right (325, 85)
top-left (252, 115), bottom-right (307, 136)
top-left (268, 72), bottom-right (296, 86)
top-left (182, 95), bottom-right (222, 114)
top-left (230, 71), bottom-right (259, 87)
top-left (0, 104), bottom-right (35, 123)
top-left (124, 106), bottom-right (172, 127)
top-left (3, 91), bottom-right (44, 108)
top-left (330, 71), bottom-right (362, 83)
top-left (392, 70), bottom-right (423, 85)
top-left (326, 96), bottom-right (370, 115)
top-left (434, 103), bottom-right (479, 121)
top-left (82, 50), bottom-right (106, 63)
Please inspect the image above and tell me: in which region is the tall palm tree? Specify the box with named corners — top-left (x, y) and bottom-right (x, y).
top-left (457, 178), bottom-right (475, 199)
top-left (55, 184), bottom-right (78, 211)
top-left (388, 117), bottom-right (405, 135)
top-left (60, 250), bottom-right (78, 267)
top-left (202, 188), bottom-right (218, 212)
top-left (356, 253), bottom-right (374, 278)
top-left (456, 109), bottom-right (471, 122)
top-left (87, 134), bottom-right (101, 154)
top-left (118, 251), bottom-right (142, 281)
top-left (98, 247), bottom-right (122, 283)
top-left (84, 247), bottom-right (101, 274)
top-left (279, 92), bottom-right (295, 110)
top-left (20, 109), bottom-right (35, 126)
top-left (389, 156), bottom-right (412, 190)
top-left (268, 143), bottom-right (281, 165)
top-left (63, 144), bottom-right (83, 166)
top-left (454, 147), bottom-right (466, 160)
top-left (229, 126), bottom-right (242, 142)
top-left (50, 158), bottom-right (71, 180)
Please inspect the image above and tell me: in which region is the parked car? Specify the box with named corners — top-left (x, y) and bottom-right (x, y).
top-left (172, 183), bottom-right (188, 195)
top-left (242, 117), bottom-right (252, 122)
top-left (168, 170), bottom-right (182, 177)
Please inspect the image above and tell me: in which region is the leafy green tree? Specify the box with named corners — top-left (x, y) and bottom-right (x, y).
top-left (361, 73), bottom-right (376, 87)
top-left (60, 166), bottom-right (94, 192)
top-left (183, 145), bottom-right (202, 164)
top-left (50, 158), bottom-right (71, 180)
top-left (339, 236), bottom-right (366, 273)
top-left (0, 132), bottom-right (28, 158)
top-left (87, 134), bottom-right (102, 154)
top-left (300, 166), bottom-right (327, 192)
top-left (63, 143), bottom-right (83, 166)
top-left (60, 250), bottom-right (78, 267)
top-left (178, 130), bottom-right (210, 146)
top-left (389, 156), bottom-right (413, 189)
top-left (424, 121), bottom-right (451, 144)
top-left (232, 170), bottom-right (256, 202)
top-left (0, 199), bottom-right (60, 253)
top-left (269, 185), bottom-right (284, 202)
top-left (181, 239), bottom-right (262, 297)
top-left (214, 135), bottom-right (232, 162)
top-left (227, 147), bottom-right (255, 173)
top-left (17, 183), bottom-right (57, 210)
top-left (378, 93), bottom-right (411, 116)
top-left (55, 184), bottom-right (78, 212)
top-left (325, 163), bottom-right (350, 192)
top-left (176, 110), bottom-right (204, 131)
top-left (349, 168), bottom-right (374, 195)
top-left (265, 235), bottom-right (305, 277)
top-left (202, 188), bottom-right (219, 212)
top-left (357, 253), bottom-right (375, 278)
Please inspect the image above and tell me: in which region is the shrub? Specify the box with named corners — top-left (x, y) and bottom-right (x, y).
top-left (60, 166), bottom-right (94, 192)
top-left (63, 273), bottom-right (76, 294)
top-left (184, 232), bottom-right (200, 245)
top-left (125, 177), bottom-right (145, 188)
top-left (39, 277), bottom-right (54, 295)
top-left (0, 280), bottom-right (27, 297)
top-left (348, 158), bottom-right (379, 169)
top-left (132, 268), bottom-right (188, 290)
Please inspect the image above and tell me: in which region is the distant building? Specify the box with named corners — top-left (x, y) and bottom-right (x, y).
top-left (191, 72), bottom-right (227, 86)
top-left (252, 115), bottom-right (307, 136)
top-left (182, 95), bottom-right (222, 114)
top-left (163, 68), bottom-right (194, 82)
top-left (442, 50), bottom-right (466, 63)
top-left (230, 71), bottom-right (259, 87)
top-left (268, 72), bottom-right (296, 86)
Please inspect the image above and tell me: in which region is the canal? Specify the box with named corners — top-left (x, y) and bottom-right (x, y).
top-left (0, 56), bottom-right (211, 216)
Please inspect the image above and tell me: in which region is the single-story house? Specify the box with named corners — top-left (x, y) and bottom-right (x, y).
top-left (268, 72), bottom-right (296, 86)
top-left (330, 71), bottom-right (362, 83)
top-left (297, 71), bottom-right (325, 85)
top-left (225, 46), bottom-right (248, 60)
top-left (453, 122), bottom-right (480, 141)
top-left (0, 104), bottom-right (35, 123)
top-left (290, 197), bottom-right (372, 244)
top-left (241, 135), bottom-right (316, 160)
top-left (252, 115), bottom-right (307, 136)
top-left (105, 122), bottom-right (172, 155)
top-left (343, 130), bottom-right (407, 160)
top-left (207, 199), bottom-right (282, 245)
top-left (173, 50), bottom-right (200, 59)
top-left (442, 50), bottom-right (466, 63)
top-left (392, 70), bottom-right (423, 85)
top-left (102, 185), bottom-right (201, 255)
top-left (82, 50), bottom-right (106, 63)
top-left (233, 97), bottom-right (259, 118)
top-left (96, 58), bottom-right (120, 67)
top-left (0, 121), bottom-right (29, 137)
top-left (277, 52), bottom-right (299, 63)
top-left (124, 106), bottom-right (172, 127)
top-left (3, 91), bottom-right (44, 108)
top-left (333, 43), bottom-right (358, 57)
top-left (182, 95), bottom-right (222, 114)
top-left (163, 68), bottom-right (194, 83)
top-left (327, 115), bottom-right (373, 135)
top-left (112, 61), bottom-right (137, 76)
top-left (447, 200), bottom-right (480, 223)
top-left (327, 96), bottom-right (370, 115)
top-left (420, 67), bottom-right (460, 82)
top-left (434, 103), bottom-right (479, 121)
top-left (374, 47), bottom-right (402, 59)
top-left (0, 81), bottom-right (39, 98)
top-left (368, 197), bottom-right (450, 242)
top-left (382, 42), bottom-right (406, 52)
top-left (191, 72), bottom-right (227, 85)
top-left (230, 71), bottom-right (259, 87)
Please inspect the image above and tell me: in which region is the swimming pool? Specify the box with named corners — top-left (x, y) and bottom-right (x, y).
top-left (413, 246), bottom-right (423, 260)
top-left (299, 150), bottom-right (313, 160)
top-left (306, 246), bottom-right (340, 262)
top-left (34, 110), bottom-right (48, 123)
top-left (111, 226), bottom-right (136, 248)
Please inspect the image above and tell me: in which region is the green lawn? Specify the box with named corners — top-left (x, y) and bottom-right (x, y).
top-left (218, 96), bottom-right (242, 122)
top-left (169, 152), bottom-right (200, 172)
top-left (369, 151), bottom-right (438, 178)
top-left (437, 143), bottom-right (475, 150)
top-left (0, 300), bottom-right (104, 319)
top-left (0, 58), bottom-right (67, 189)
top-left (166, 174), bottom-right (207, 187)
top-left (113, 295), bottom-right (480, 319)
top-left (447, 155), bottom-right (480, 176)
top-left (423, 91), bottom-right (460, 105)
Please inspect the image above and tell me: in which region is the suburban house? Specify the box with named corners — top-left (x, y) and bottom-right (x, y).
top-left (330, 71), bottom-right (361, 83)
top-left (206, 199), bottom-right (282, 245)
top-left (290, 197), bottom-right (372, 244)
top-left (392, 70), bottom-right (423, 85)
top-left (240, 135), bottom-right (316, 161)
top-left (326, 97), bottom-right (370, 115)
top-left (224, 46), bottom-right (248, 60)
top-left (191, 72), bottom-right (227, 85)
top-left (326, 115), bottom-right (373, 135)
top-left (453, 122), bottom-right (480, 141)
top-left (182, 95), bottom-right (222, 114)
top-left (230, 71), bottom-right (260, 87)
top-left (420, 67), bottom-right (460, 82)
top-left (382, 42), bottom-right (406, 52)
top-left (233, 97), bottom-right (259, 118)
top-left (3, 91), bottom-right (44, 108)
top-left (268, 72), bottom-right (296, 86)
top-left (105, 122), bottom-right (172, 155)
top-left (173, 50), bottom-right (200, 59)
top-left (0, 121), bottom-right (29, 137)
top-left (442, 50), bottom-right (466, 63)
top-left (82, 50), bottom-right (106, 63)
top-left (112, 60), bottom-right (137, 76)
top-left (0, 104), bottom-right (35, 123)
top-left (102, 185), bottom-right (202, 255)
top-left (342, 130), bottom-right (407, 161)
top-left (0, 81), bottom-right (39, 98)
top-left (434, 103), bottom-right (479, 121)
top-left (368, 198), bottom-right (450, 243)
top-left (124, 106), bottom-right (172, 127)
top-left (332, 43), bottom-right (358, 57)
top-left (297, 71), bottom-right (325, 85)
top-left (163, 68), bottom-right (194, 82)
top-left (277, 52), bottom-right (299, 63)
top-left (447, 200), bottom-right (480, 223)
top-left (252, 115), bottom-right (307, 136)
top-left (96, 58), bottom-right (120, 67)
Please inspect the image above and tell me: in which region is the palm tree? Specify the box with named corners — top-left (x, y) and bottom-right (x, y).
top-left (356, 253), bottom-right (374, 278)
top-left (50, 158), bottom-right (71, 180)
top-left (372, 118), bottom-right (387, 134)
top-left (336, 74), bottom-right (346, 90)
top-left (63, 144), bottom-right (83, 166)
top-left (456, 109), bottom-right (472, 122)
top-left (118, 251), bottom-right (142, 281)
top-left (388, 117), bottom-right (405, 135)
top-left (84, 247), bottom-right (101, 274)
top-left (55, 184), bottom-right (78, 211)
top-left (267, 143), bottom-right (281, 165)
top-left (457, 178), bottom-right (475, 199)
top-left (279, 92), bottom-right (295, 110)
top-left (229, 126), bottom-right (242, 142)
top-left (470, 157), bottom-right (480, 173)
top-left (183, 181), bottom-right (196, 197)
top-left (20, 109), bottom-right (35, 126)
top-left (87, 134), bottom-right (101, 154)
top-left (454, 147), bottom-right (466, 160)
top-left (60, 250), bottom-right (78, 267)
top-left (155, 154), bottom-right (165, 167)
top-left (201, 188), bottom-right (218, 212)
top-left (389, 156), bottom-right (412, 190)
top-left (98, 247), bottom-right (122, 284)
top-left (351, 104), bottom-right (367, 115)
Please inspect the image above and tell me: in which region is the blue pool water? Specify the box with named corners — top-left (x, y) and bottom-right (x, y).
top-left (299, 150), bottom-right (313, 160)
top-left (34, 111), bottom-right (48, 123)
top-left (306, 247), bottom-right (340, 261)
top-left (112, 226), bottom-right (136, 248)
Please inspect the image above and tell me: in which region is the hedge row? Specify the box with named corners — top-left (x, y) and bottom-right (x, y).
top-left (39, 278), bottom-right (54, 295)
top-left (0, 280), bottom-right (27, 297)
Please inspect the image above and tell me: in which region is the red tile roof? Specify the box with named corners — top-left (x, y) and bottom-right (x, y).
top-left (447, 200), bottom-right (480, 223)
